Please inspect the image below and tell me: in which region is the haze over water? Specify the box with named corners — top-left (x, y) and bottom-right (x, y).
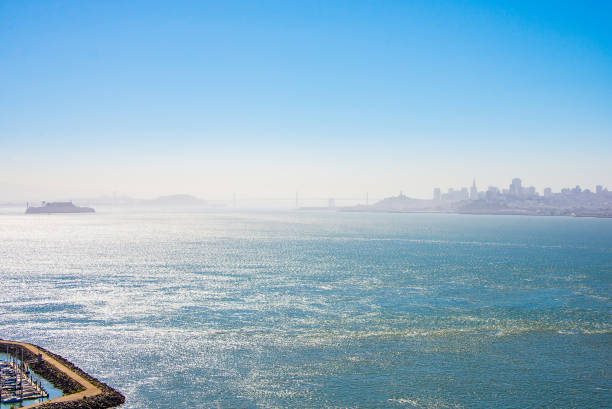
top-left (1, 209), bottom-right (610, 408)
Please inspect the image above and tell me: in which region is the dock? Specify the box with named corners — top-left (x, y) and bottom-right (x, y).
top-left (0, 339), bottom-right (124, 408)
top-left (1, 354), bottom-right (49, 404)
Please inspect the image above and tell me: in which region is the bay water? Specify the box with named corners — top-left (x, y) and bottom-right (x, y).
top-left (0, 209), bottom-right (610, 408)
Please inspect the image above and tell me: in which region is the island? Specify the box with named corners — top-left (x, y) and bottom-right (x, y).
top-left (25, 202), bottom-right (95, 214)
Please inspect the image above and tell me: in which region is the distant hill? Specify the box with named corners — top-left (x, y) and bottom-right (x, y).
top-left (349, 195), bottom-right (437, 212)
top-left (147, 194), bottom-right (208, 206)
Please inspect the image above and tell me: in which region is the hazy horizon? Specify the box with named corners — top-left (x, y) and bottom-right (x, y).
top-left (2, 1), bottom-right (611, 202)
top-left (1, 175), bottom-right (610, 207)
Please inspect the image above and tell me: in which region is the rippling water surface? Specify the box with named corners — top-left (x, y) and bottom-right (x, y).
top-left (0, 208), bottom-right (610, 408)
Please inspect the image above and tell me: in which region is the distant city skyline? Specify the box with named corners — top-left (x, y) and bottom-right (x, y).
top-left (432, 177), bottom-right (609, 203)
top-left (1, 1), bottom-right (611, 201)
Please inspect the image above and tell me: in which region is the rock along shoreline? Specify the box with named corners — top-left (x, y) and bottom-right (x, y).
top-left (0, 339), bottom-right (125, 408)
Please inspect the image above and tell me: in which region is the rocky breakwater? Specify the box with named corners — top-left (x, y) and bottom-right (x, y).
top-left (0, 340), bottom-right (124, 408)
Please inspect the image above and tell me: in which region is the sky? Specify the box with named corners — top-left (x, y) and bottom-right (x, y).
top-left (1, 0), bottom-right (611, 203)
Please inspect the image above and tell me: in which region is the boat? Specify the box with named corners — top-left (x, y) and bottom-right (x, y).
top-left (25, 201), bottom-right (95, 214)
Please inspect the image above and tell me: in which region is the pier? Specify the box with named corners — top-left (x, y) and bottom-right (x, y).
top-left (0, 340), bottom-right (124, 409)
top-left (1, 355), bottom-right (49, 404)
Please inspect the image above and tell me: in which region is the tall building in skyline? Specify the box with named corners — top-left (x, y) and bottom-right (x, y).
top-left (510, 178), bottom-right (523, 196)
top-left (433, 188), bottom-right (441, 202)
top-left (470, 179), bottom-right (478, 200)
top-left (486, 186), bottom-right (500, 200)
top-left (525, 186), bottom-right (537, 196)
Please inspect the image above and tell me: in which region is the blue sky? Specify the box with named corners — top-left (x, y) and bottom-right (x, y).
top-left (1, 1), bottom-right (611, 201)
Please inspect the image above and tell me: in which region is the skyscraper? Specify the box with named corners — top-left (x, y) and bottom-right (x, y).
top-left (470, 179), bottom-right (478, 200)
top-left (510, 178), bottom-right (522, 196)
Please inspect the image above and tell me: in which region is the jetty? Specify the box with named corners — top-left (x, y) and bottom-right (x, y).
top-left (0, 339), bottom-right (124, 408)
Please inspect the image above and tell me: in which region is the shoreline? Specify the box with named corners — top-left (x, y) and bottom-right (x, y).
top-left (0, 340), bottom-right (124, 408)
top-left (340, 208), bottom-right (612, 218)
